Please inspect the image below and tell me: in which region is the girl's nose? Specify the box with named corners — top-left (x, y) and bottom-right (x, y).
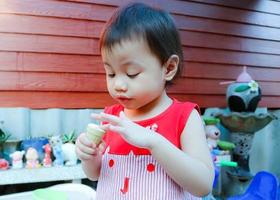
top-left (114, 77), bottom-right (128, 92)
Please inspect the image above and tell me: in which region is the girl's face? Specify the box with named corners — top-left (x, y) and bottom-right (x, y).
top-left (101, 39), bottom-right (166, 110)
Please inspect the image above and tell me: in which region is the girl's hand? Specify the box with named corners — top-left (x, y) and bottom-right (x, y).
top-left (75, 132), bottom-right (104, 161)
top-left (92, 111), bottom-right (157, 149)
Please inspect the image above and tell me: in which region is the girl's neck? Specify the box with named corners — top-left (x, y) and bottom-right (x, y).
top-left (124, 91), bottom-right (172, 121)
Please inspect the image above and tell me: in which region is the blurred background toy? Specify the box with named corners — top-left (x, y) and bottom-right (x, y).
top-left (10, 150), bottom-right (25, 169)
top-left (49, 136), bottom-right (64, 166)
top-left (42, 143), bottom-right (52, 167)
top-left (0, 158), bottom-right (9, 170)
top-left (25, 147), bottom-right (40, 169)
top-left (204, 117), bottom-right (221, 151)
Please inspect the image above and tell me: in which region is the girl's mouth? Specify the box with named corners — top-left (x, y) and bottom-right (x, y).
top-left (116, 96), bottom-right (132, 103)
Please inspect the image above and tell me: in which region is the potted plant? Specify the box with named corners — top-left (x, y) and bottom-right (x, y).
top-left (62, 130), bottom-right (77, 144)
top-left (0, 127), bottom-right (11, 158)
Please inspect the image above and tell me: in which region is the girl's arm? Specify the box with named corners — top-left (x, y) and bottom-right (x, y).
top-left (149, 109), bottom-right (214, 197)
top-left (81, 156), bottom-right (102, 181)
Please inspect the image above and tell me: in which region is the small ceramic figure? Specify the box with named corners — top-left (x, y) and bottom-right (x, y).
top-left (49, 136), bottom-right (64, 166)
top-left (224, 66), bottom-right (261, 112)
top-left (25, 147), bottom-right (40, 169)
top-left (42, 143), bottom-right (52, 167)
top-left (10, 150), bottom-right (25, 169)
top-left (0, 158), bottom-right (9, 170)
top-left (204, 117), bottom-right (221, 151)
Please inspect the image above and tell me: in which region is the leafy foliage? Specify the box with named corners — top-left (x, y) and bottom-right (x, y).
top-left (62, 130), bottom-right (77, 144)
top-left (0, 128), bottom-right (11, 143)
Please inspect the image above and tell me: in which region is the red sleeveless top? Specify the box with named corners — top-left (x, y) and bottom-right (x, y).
top-left (102, 99), bottom-right (199, 155)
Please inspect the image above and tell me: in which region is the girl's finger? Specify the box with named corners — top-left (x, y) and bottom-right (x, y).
top-left (75, 146), bottom-right (95, 160)
top-left (108, 124), bottom-right (126, 135)
top-left (100, 124), bottom-right (110, 131)
top-left (78, 133), bottom-right (94, 147)
top-left (97, 112), bottom-right (122, 125)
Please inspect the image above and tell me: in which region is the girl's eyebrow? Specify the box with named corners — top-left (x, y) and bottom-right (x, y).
top-left (104, 62), bottom-right (112, 67)
top-left (121, 60), bottom-right (144, 69)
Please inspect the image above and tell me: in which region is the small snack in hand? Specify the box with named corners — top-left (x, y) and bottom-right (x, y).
top-left (86, 123), bottom-right (105, 145)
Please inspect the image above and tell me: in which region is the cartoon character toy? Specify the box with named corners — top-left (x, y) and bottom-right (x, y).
top-left (204, 117), bottom-right (221, 151)
top-left (25, 147), bottom-right (40, 169)
top-left (49, 136), bottom-right (64, 166)
top-left (42, 143), bottom-right (52, 167)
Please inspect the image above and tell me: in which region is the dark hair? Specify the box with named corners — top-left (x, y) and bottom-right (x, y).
top-left (99, 3), bottom-right (183, 83)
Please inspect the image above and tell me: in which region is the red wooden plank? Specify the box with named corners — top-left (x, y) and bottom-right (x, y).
top-left (0, 0), bottom-right (116, 21)
top-left (0, 52), bottom-right (104, 73)
top-left (174, 15), bottom-right (280, 41)
top-left (169, 78), bottom-right (280, 96)
top-left (0, 91), bottom-right (115, 108)
top-left (188, 0), bottom-right (280, 15)
top-left (0, 72), bottom-right (107, 92)
top-left (0, 13), bottom-right (104, 38)
top-left (180, 31), bottom-right (280, 55)
top-left (183, 47), bottom-right (280, 68)
top-left (182, 62), bottom-right (280, 82)
top-left (0, 33), bottom-right (99, 55)
top-left (171, 94), bottom-right (280, 109)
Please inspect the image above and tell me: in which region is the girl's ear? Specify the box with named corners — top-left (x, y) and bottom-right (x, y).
top-left (164, 55), bottom-right (179, 81)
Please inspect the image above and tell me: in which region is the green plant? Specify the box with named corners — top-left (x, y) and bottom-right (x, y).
top-left (62, 130), bottom-right (77, 144)
top-left (0, 128), bottom-right (11, 144)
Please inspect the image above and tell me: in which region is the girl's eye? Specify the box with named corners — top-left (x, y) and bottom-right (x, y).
top-left (107, 74), bottom-right (115, 78)
top-left (127, 73), bottom-right (139, 78)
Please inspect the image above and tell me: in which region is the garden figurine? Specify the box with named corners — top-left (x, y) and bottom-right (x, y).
top-left (42, 143), bottom-right (52, 167)
top-left (49, 135), bottom-right (64, 166)
top-left (25, 147), bottom-right (40, 169)
top-left (10, 150), bottom-right (25, 169)
top-left (222, 66), bottom-right (261, 112)
top-left (0, 158), bottom-right (9, 170)
top-left (204, 117), bottom-right (221, 151)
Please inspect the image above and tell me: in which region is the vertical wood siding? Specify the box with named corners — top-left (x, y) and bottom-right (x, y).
top-left (0, 0), bottom-right (279, 108)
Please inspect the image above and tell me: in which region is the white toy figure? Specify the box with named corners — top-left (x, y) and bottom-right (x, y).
top-left (204, 117), bottom-right (221, 151)
top-left (10, 150), bottom-right (25, 169)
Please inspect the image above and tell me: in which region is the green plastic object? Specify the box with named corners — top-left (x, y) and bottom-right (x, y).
top-left (203, 117), bottom-right (220, 125)
top-left (32, 189), bottom-right (67, 200)
top-left (217, 140), bottom-right (235, 150)
top-left (218, 160), bottom-right (238, 167)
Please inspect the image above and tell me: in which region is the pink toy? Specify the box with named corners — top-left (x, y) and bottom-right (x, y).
top-left (43, 143), bottom-right (52, 167)
top-left (0, 158), bottom-right (9, 170)
top-left (10, 151), bottom-right (25, 169)
top-left (25, 147), bottom-right (40, 169)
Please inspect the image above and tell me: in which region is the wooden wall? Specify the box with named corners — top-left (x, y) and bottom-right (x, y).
top-left (0, 0), bottom-right (279, 108)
